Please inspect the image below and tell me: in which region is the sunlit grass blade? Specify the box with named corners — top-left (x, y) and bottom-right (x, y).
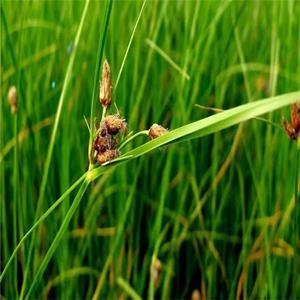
top-left (89, 91), bottom-right (300, 181)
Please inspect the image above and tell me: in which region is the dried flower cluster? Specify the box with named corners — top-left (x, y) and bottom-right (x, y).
top-left (8, 86), bottom-right (17, 114)
top-left (92, 60), bottom-right (169, 165)
top-left (93, 114), bottom-right (126, 164)
top-left (282, 102), bottom-right (300, 140)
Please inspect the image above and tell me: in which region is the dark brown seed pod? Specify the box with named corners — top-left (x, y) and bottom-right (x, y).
top-left (148, 124), bottom-right (168, 139)
top-left (93, 135), bottom-right (108, 153)
top-left (103, 114), bottom-right (127, 135)
top-left (8, 86), bottom-right (17, 114)
top-left (283, 102), bottom-right (300, 140)
top-left (93, 134), bottom-right (118, 154)
top-left (99, 59), bottom-right (112, 108)
top-left (97, 149), bottom-right (119, 165)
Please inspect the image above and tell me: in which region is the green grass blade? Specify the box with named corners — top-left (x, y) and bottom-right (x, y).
top-left (25, 179), bottom-right (90, 299)
top-left (117, 277), bottom-right (142, 300)
top-left (88, 0), bottom-right (113, 162)
top-left (0, 173), bottom-right (86, 283)
top-left (19, 1), bottom-right (90, 297)
top-left (89, 91), bottom-right (300, 181)
top-left (114, 0), bottom-right (147, 90)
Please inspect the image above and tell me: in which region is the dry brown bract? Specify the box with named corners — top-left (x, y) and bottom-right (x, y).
top-left (283, 102), bottom-right (300, 140)
top-left (99, 59), bottom-right (112, 108)
top-left (148, 124), bottom-right (168, 139)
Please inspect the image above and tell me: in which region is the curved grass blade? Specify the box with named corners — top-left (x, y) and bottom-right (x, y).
top-left (89, 91), bottom-right (300, 181)
top-left (0, 173), bottom-right (87, 283)
top-left (25, 179), bottom-right (90, 299)
top-left (20, 1), bottom-right (91, 297)
top-left (25, 1), bottom-right (114, 296)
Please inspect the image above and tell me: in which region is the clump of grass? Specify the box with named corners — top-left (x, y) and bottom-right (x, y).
top-left (1, 1), bottom-right (300, 299)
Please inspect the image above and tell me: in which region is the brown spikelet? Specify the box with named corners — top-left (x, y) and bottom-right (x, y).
top-left (148, 124), bottom-right (168, 139)
top-left (99, 59), bottom-right (112, 108)
top-left (8, 86), bottom-right (17, 114)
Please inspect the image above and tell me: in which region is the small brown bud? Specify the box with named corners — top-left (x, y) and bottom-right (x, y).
top-left (97, 149), bottom-right (119, 165)
top-left (8, 86), bottom-right (17, 114)
top-left (152, 258), bottom-right (162, 288)
top-left (283, 102), bottom-right (300, 140)
top-left (148, 124), bottom-right (168, 139)
top-left (99, 59), bottom-right (112, 107)
top-left (191, 289), bottom-right (201, 300)
top-left (103, 114), bottom-right (127, 135)
top-left (255, 76), bottom-right (267, 93)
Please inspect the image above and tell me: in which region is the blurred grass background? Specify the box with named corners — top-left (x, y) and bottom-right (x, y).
top-left (1, 0), bottom-right (300, 299)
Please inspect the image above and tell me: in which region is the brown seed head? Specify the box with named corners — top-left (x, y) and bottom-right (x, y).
top-left (283, 102), bottom-right (300, 140)
top-left (148, 124), bottom-right (168, 139)
top-left (8, 86), bottom-right (17, 114)
top-left (103, 114), bottom-right (127, 135)
top-left (97, 149), bottom-right (119, 165)
top-left (291, 102), bottom-right (300, 132)
top-left (99, 59), bottom-right (112, 108)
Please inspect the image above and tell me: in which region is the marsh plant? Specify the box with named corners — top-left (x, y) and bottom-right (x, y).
top-left (1, 1), bottom-right (300, 299)
top-left (91, 60), bottom-right (168, 166)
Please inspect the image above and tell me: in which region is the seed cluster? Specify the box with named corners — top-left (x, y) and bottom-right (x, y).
top-left (92, 60), bottom-right (128, 165)
top-left (92, 114), bottom-right (126, 164)
top-left (92, 59), bottom-right (168, 166)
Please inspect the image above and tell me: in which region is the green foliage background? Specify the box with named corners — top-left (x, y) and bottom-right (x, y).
top-left (1, 0), bottom-right (300, 299)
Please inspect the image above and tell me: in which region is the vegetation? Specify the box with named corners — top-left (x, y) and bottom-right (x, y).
top-left (1, 0), bottom-right (300, 299)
